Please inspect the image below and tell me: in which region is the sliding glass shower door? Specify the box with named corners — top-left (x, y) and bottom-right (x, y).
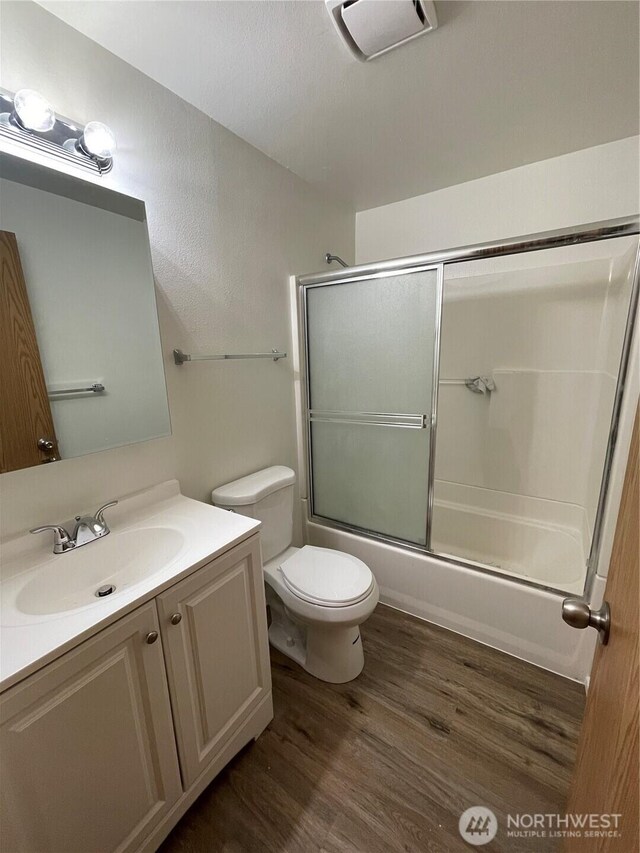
top-left (304, 267), bottom-right (441, 546)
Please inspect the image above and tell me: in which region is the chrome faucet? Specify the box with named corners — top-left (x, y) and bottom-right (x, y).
top-left (30, 500), bottom-right (118, 554)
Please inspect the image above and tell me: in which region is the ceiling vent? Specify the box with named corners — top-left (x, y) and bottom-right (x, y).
top-left (325, 0), bottom-right (438, 62)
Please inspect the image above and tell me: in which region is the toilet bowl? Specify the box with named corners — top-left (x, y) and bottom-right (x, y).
top-left (263, 544), bottom-right (379, 682)
top-left (212, 467), bottom-right (379, 683)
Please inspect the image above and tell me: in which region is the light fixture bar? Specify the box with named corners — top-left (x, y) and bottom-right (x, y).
top-left (0, 88), bottom-right (114, 174)
top-left (0, 120), bottom-right (104, 174)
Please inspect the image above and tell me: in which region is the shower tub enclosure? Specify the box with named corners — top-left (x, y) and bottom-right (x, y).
top-left (294, 218), bottom-right (639, 680)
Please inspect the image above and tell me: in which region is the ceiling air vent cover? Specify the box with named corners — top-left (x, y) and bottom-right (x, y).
top-left (325, 0), bottom-right (438, 61)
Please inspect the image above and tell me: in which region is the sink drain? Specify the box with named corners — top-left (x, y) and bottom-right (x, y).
top-left (95, 584), bottom-right (116, 598)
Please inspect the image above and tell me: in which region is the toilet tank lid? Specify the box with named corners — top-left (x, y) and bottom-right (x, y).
top-left (211, 466), bottom-right (296, 506)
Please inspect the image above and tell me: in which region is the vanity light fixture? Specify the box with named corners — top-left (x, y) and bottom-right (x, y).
top-left (0, 87), bottom-right (115, 174)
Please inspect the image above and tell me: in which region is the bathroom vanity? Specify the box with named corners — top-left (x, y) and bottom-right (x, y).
top-left (0, 481), bottom-right (273, 853)
top-left (0, 150), bottom-right (273, 851)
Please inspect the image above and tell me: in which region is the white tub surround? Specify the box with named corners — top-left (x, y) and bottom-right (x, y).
top-left (0, 480), bottom-right (259, 690)
top-left (293, 222), bottom-right (638, 686)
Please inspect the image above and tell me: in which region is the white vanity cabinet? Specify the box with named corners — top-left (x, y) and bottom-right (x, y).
top-left (157, 535), bottom-right (271, 787)
top-left (0, 533), bottom-right (273, 853)
top-left (0, 602), bottom-right (182, 853)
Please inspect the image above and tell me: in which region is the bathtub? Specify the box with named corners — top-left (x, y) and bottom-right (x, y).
top-left (303, 491), bottom-right (596, 682)
top-left (431, 481), bottom-right (587, 594)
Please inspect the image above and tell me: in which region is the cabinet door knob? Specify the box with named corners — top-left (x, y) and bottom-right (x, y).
top-left (145, 631), bottom-right (159, 644)
top-left (170, 613), bottom-right (182, 625)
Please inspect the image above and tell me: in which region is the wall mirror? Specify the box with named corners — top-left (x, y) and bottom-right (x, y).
top-left (0, 152), bottom-right (171, 473)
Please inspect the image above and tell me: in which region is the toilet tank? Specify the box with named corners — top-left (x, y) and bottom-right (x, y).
top-left (211, 466), bottom-right (296, 562)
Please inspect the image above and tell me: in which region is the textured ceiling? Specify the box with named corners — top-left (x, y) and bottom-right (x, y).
top-left (40, 1), bottom-right (639, 211)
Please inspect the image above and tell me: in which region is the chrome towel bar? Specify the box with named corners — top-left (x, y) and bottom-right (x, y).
top-left (174, 348), bottom-right (287, 365)
top-left (48, 383), bottom-right (105, 398)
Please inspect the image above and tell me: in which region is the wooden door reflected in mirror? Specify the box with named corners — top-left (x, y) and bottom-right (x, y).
top-left (0, 230), bottom-right (59, 472)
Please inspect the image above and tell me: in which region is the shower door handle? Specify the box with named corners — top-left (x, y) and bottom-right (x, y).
top-left (562, 598), bottom-right (611, 645)
top-left (308, 410), bottom-right (428, 429)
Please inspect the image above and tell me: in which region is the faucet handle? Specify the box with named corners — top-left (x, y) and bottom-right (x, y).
top-left (30, 525), bottom-right (74, 553)
top-left (94, 500), bottom-right (118, 526)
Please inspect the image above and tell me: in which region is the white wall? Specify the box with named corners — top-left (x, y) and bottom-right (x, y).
top-left (356, 136), bottom-right (639, 264)
top-left (0, 1), bottom-right (354, 539)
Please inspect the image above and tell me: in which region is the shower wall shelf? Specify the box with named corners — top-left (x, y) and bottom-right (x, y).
top-left (173, 348), bottom-right (287, 365)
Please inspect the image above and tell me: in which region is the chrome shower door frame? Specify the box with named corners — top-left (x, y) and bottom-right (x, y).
top-left (298, 262), bottom-right (443, 552)
top-left (296, 215), bottom-right (640, 598)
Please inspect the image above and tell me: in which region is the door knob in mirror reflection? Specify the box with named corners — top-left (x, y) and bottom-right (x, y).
top-left (562, 598), bottom-right (611, 645)
top-left (37, 437), bottom-right (59, 463)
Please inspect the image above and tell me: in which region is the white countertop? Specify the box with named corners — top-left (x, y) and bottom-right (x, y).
top-left (0, 480), bottom-right (260, 692)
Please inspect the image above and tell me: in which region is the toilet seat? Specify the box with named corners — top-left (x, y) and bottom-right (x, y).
top-left (279, 546), bottom-right (374, 608)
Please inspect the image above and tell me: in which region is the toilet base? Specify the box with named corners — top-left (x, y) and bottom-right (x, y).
top-left (269, 620), bottom-right (364, 683)
top-left (266, 587), bottom-right (365, 683)
top-left (268, 618), bottom-right (307, 669)
top-left (304, 623), bottom-right (364, 683)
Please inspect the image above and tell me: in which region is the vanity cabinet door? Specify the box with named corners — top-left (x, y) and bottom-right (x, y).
top-left (0, 602), bottom-right (182, 853)
top-left (157, 534), bottom-right (272, 787)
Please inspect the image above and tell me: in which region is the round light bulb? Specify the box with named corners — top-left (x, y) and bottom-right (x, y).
top-left (13, 89), bottom-right (56, 132)
top-left (81, 121), bottom-right (116, 160)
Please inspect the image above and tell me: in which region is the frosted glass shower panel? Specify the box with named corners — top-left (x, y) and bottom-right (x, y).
top-left (306, 270), bottom-right (439, 414)
top-left (311, 421), bottom-right (431, 544)
top-left (306, 268), bottom-right (439, 545)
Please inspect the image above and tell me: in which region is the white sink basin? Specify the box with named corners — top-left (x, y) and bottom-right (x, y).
top-left (4, 527), bottom-right (185, 623)
top-left (0, 481), bottom-right (262, 690)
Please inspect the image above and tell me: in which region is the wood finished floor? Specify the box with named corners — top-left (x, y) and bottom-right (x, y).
top-left (159, 604), bottom-right (585, 853)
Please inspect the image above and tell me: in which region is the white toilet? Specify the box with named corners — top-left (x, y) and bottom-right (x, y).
top-left (212, 466), bottom-right (379, 683)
